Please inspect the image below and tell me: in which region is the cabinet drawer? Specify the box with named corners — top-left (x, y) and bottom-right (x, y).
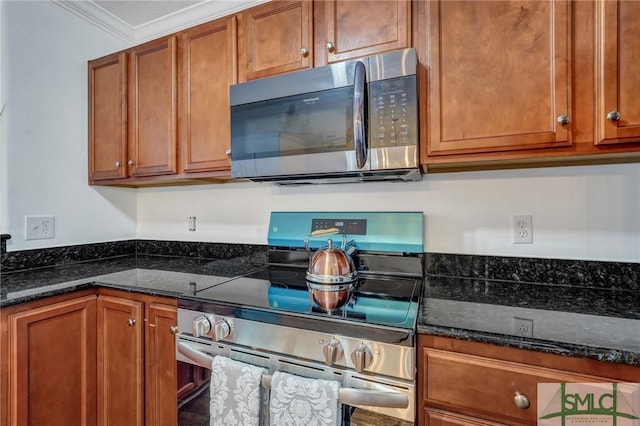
top-left (423, 348), bottom-right (606, 425)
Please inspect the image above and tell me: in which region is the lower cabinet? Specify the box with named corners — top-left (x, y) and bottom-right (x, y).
top-left (2, 293), bottom-right (97, 426)
top-left (0, 290), bottom-right (178, 426)
top-left (97, 289), bottom-right (178, 426)
top-left (418, 334), bottom-right (640, 426)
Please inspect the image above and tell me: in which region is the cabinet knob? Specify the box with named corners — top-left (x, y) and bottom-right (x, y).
top-left (606, 110), bottom-right (621, 122)
top-left (169, 326), bottom-right (179, 335)
top-left (326, 42), bottom-right (335, 53)
top-left (300, 47), bottom-right (309, 57)
top-left (127, 318), bottom-right (136, 327)
top-left (128, 160), bottom-right (135, 166)
top-left (557, 114), bottom-right (570, 125)
top-left (225, 148), bottom-right (231, 156)
top-left (513, 391), bottom-right (530, 409)
top-left (114, 161), bottom-right (122, 168)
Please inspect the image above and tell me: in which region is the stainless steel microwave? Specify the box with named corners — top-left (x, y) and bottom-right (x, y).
top-left (230, 48), bottom-right (421, 185)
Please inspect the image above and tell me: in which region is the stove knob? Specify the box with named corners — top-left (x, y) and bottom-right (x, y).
top-left (322, 339), bottom-right (343, 366)
top-left (212, 319), bottom-right (231, 341)
top-left (351, 343), bottom-right (373, 373)
top-left (192, 316), bottom-right (211, 337)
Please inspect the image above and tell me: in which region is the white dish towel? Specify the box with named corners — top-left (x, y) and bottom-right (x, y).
top-left (209, 356), bottom-right (268, 426)
top-left (269, 371), bottom-right (341, 426)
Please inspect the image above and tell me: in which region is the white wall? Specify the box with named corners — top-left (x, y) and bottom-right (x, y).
top-left (137, 163), bottom-right (640, 262)
top-left (2, 1), bottom-right (639, 264)
top-left (1, 0), bottom-right (136, 251)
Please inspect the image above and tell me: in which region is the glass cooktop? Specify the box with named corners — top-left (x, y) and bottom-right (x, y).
top-left (193, 267), bottom-right (422, 329)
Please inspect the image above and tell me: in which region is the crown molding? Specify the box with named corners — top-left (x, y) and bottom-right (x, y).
top-left (134, 0), bottom-right (268, 43)
top-left (53, 0), bottom-right (135, 43)
top-left (53, 0), bottom-right (270, 45)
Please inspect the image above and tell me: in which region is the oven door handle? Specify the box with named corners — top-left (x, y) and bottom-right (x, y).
top-left (177, 341), bottom-right (409, 409)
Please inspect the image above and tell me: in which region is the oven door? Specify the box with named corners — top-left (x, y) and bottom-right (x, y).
top-left (176, 335), bottom-right (414, 425)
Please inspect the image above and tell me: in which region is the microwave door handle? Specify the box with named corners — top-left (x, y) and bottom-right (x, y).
top-left (353, 60), bottom-right (367, 169)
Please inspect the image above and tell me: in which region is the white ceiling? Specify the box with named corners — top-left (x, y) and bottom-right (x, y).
top-left (53, 0), bottom-right (268, 44)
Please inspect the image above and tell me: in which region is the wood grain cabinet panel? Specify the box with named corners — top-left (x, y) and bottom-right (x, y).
top-left (180, 17), bottom-right (237, 173)
top-left (239, 0), bottom-right (312, 81)
top-left (321, 0), bottom-right (411, 64)
top-left (88, 52), bottom-right (128, 182)
top-left (128, 35), bottom-right (178, 177)
top-left (97, 295), bottom-right (144, 426)
top-left (425, 408), bottom-right (504, 426)
top-left (418, 335), bottom-right (640, 426)
top-left (145, 303), bottom-right (178, 426)
top-left (596, 0), bottom-right (640, 145)
top-left (6, 295), bottom-right (97, 426)
top-left (422, 0), bottom-right (571, 157)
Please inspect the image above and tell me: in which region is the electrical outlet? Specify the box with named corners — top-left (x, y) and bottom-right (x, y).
top-left (513, 317), bottom-right (534, 337)
top-left (25, 216), bottom-right (55, 240)
top-left (188, 216), bottom-right (196, 232)
top-left (512, 215), bottom-right (533, 244)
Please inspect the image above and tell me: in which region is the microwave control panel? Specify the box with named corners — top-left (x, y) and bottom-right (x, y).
top-left (368, 75), bottom-right (418, 148)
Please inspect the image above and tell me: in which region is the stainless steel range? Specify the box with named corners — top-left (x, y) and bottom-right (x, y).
top-left (177, 211), bottom-right (423, 424)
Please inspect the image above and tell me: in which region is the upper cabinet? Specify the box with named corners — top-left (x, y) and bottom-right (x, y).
top-left (318, 0), bottom-right (411, 65)
top-left (128, 36), bottom-right (179, 178)
top-left (88, 52), bottom-right (128, 182)
top-left (422, 0), bottom-right (571, 158)
top-left (180, 17), bottom-right (237, 173)
top-left (596, 0), bottom-right (640, 145)
top-left (238, 1), bottom-right (313, 82)
top-left (88, 35), bottom-right (179, 185)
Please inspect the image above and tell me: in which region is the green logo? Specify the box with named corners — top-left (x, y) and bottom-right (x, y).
top-left (539, 383), bottom-right (639, 426)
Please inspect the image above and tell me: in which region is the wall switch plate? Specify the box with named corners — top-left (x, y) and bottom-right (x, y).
top-left (25, 216), bottom-right (55, 240)
top-left (513, 317), bottom-right (534, 337)
top-left (512, 215), bottom-right (533, 244)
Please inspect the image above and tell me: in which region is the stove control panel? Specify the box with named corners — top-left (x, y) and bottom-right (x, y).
top-left (192, 315), bottom-right (232, 341)
top-left (311, 218), bottom-right (367, 235)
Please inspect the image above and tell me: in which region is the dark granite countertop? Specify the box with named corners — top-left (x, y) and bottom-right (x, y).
top-left (0, 254), bottom-right (266, 307)
top-left (418, 274), bottom-right (640, 366)
top-left (3, 257), bottom-right (639, 366)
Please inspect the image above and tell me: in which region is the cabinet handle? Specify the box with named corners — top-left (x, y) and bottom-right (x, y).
top-left (326, 42), bottom-right (335, 52)
top-left (114, 161), bottom-right (122, 168)
top-left (128, 160), bottom-right (135, 166)
top-left (513, 391), bottom-right (530, 409)
top-left (225, 148), bottom-right (231, 156)
top-left (606, 110), bottom-right (621, 122)
top-left (127, 318), bottom-right (136, 327)
top-left (556, 114), bottom-right (570, 125)
top-left (170, 326), bottom-right (179, 335)
top-left (300, 47), bottom-right (309, 57)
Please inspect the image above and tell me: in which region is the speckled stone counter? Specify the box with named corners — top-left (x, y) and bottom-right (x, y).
top-left (1, 253), bottom-right (267, 307)
top-left (418, 274), bottom-right (640, 366)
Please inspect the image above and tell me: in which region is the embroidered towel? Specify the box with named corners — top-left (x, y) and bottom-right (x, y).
top-left (210, 356), bottom-right (267, 426)
top-left (269, 371), bottom-right (341, 426)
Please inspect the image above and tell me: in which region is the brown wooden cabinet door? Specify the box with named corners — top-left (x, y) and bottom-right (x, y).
top-left (423, 1), bottom-right (571, 158)
top-left (239, 0), bottom-right (312, 82)
top-left (180, 17), bottom-right (237, 173)
top-left (88, 52), bottom-right (128, 182)
top-left (97, 296), bottom-right (144, 426)
top-left (425, 409), bottom-right (505, 426)
top-left (322, 0), bottom-right (411, 64)
top-left (128, 35), bottom-right (178, 177)
top-left (7, 295), bottom-right (97, 426)
top-left (145, 303), bottom-right (178, 426)
top-left (596, 0), bottom-right (640, 145)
